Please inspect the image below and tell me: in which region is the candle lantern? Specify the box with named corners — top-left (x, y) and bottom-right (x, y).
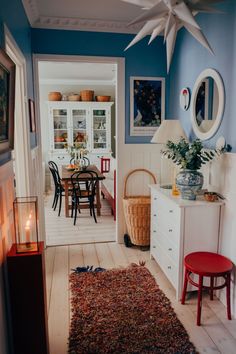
top-left (13, 196), bottom-right (39, 253)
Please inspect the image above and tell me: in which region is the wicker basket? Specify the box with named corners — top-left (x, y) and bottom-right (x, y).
top-left (123, 169), bottom-right (156, 246)
top-left (68, 94), bottom-right (80, 101)
top-left (80, 90), bottom-right (94, 101)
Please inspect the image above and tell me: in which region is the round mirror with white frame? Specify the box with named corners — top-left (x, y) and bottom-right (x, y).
top-left (191, 68), bottom-right (225, 140)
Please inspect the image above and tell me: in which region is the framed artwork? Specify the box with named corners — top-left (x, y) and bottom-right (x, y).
top-left (130, 76), bottom-right (165, 136)
top-left (28, 99), bottom-right (36, 132)
top-left (0, 48), bottom-right (15, 155)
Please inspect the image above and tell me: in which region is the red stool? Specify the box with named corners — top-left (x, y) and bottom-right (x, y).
top-left (181, 252), bottom-right (233, 326)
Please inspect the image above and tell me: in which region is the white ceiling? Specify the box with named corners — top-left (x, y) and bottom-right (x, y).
top-left (38, 61), bottom-right (117, 85)
top-left (22, 0), bottom-right (144, 33)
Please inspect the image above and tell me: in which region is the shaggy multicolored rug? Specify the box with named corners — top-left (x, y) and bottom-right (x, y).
top-left (68, 264), bottom-right (196, 354)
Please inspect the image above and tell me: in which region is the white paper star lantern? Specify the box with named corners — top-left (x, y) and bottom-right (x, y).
top-left (122, 0), bottom-right (223, 72)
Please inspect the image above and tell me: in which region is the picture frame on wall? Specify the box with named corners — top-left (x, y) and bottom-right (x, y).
top-left (28, 98), bottom-right (36, 132)
top-left (130, 76), bottom-right (165, 136)
top-left (0, 48), bottom-right (15, 156)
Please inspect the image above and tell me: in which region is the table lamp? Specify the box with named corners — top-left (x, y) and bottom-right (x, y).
top-left (151, 120), bottom-right (188, 190)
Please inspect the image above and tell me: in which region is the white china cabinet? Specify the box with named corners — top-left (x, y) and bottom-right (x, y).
top-left (149, 185), bottom-right (224, 300)
top-left (48, 101), bottom-right (113, 166)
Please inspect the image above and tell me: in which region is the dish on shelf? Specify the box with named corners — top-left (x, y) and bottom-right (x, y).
top-left (68, 94), bottom-right (80, 101)
top-left (204, 192), bottom-right (218, 202)
top-left (96, 95), bottom-right (111, 102)
top-left (48, 92), bottom-right (62, 101)
top-left (54, 137), bottom-right (65, 142)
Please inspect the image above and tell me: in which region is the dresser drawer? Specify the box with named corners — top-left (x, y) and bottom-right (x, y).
top-left (151, 238), bottom-right (178, 289)
top-left (159, 229), bottom-right (179, 264)
top-left (157, 201), bottom-right (180, 225)
top-left (157, 215), bottom-right (180, 246)
top-left (151, 223), bottom-right (179, 264)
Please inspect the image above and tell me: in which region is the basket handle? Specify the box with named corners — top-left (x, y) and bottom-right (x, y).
top-left (124, 168), bottom-right (157, 198)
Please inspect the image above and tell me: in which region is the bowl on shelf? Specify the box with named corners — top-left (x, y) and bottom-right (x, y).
top-left (54, 137), bottom-right (65, 143)
top-left (48, 92), bottom-right (62, 101)
top-left (68, 94), bottom-right (80, 101)
top-left (96, 95), bottom-right (111, 102)
top-left (204, 192), bottom-right (218, 202)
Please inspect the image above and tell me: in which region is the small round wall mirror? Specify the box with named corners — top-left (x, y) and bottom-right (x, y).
top-left (191, 68), bottom-right (225, 140)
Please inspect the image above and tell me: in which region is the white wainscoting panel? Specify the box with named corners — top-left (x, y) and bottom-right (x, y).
top-left (209, 153), bottom-right (236, 317)
top-left (31, 147), bottom-right (46, 244)
top-left (117, 143), bottom-right (162, 243)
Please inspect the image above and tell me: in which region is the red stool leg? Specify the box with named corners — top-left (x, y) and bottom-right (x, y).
top-left (226, 272), bottom-right (232, 320)
top-left (197, 275), bottom-right (203, 326)
top-left (181, 268), bottom-right (189, 305)
top-left (210, 276), bottom-right (214, 300)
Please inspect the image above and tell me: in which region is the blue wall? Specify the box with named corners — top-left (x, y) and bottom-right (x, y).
top-left (0, 0), bottom-right (32, 94)
top-left (31, 28), bottom-right (167, 143)
top-left (169, 0), bottom-right (236, 151)
top-left (0, 0), bottom-right (36, 151)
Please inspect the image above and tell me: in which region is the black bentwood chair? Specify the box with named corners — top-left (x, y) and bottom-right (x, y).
top-left (70, 170), bottom-right (98, 225)
top-left (48, 161), bottom-right (65, 216)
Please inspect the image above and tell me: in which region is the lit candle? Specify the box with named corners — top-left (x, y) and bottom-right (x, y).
top-left (25, 219), bottom-right (31, 246)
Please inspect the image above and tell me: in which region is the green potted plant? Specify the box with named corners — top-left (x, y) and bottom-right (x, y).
top-left (162, 138), bottom-right (223, 200)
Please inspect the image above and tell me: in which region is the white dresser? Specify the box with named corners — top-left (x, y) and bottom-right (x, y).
top-left (149, 185), bottom-right (224, 300)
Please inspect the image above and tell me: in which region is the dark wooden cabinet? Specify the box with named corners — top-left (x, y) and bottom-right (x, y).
top-left (7, 242), bottom-right (49, 354)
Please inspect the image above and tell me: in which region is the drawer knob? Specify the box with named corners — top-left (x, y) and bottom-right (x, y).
top-left (168, 248), bottom-right (172, 251)
top-left (169, 210), bottom-right (173, 213)
top-left (154, 197), bottom-right (157, 200)
top-left (167, 266), bottom-right (172, 269)
top-left (153, 230), bottom-right (157, 233)
top-left (153, 245), bottom-right (156, 249)
top-left (168, 229), bottom-right (173, 232)
top-left (58, 156), bottom-right (65, 160)
top-left (153, 214), bottom-right (157, 217)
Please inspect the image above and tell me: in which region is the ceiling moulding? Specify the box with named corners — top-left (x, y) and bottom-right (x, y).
top-left (22, 0), bottom-right (40, 25)
top-left (22, 0), bottom-right (142, 33)
top-left (39, 79), bottom-right (116, 86)
top-left (33, 16), bottom-right (142, 34)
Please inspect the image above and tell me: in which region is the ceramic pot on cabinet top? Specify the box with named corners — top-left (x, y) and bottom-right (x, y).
top-left (176, 169), bottom-right (203, 200)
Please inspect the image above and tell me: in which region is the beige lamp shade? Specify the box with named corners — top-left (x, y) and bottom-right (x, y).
top-left (151, 119), bottom-right (188, 144)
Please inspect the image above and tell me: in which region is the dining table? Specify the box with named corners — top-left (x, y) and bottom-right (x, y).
top-left (61, 165), bottom-right (105, 217)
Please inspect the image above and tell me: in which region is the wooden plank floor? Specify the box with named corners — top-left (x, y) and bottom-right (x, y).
top-left (45, 243), bottom-right (236, 354)
top-left (44, 192), bottom-right (116, 246)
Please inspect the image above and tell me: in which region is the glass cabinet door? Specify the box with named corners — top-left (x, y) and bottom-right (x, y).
top-left (92, 109), bottom-right (108, 150)
top-left (72, 109), bottom-right (88, 149)
top-left (52, 109), bottom-right (68, 150)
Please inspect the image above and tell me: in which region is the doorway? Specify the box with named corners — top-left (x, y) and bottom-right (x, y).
top-left (4, 26), bottom-right (31, 197)
top-left (34, 55), bottom-right (124, 246)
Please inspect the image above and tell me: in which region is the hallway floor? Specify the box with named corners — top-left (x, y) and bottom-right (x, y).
top-left (44, 192), bottom-right (116, 246)
top-left (45, 243), bottom-right (236, 354)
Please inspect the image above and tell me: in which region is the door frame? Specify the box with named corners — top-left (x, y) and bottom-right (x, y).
top-left (4, 25), bottom-right (32, 197)
top-left (33, 54), bottom-right (125, 242)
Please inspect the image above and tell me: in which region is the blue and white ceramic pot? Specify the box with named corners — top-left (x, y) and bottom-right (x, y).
top-left (176, 169), bottom-right (203, 200)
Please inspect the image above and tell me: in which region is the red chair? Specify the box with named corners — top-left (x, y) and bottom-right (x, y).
top-left (100, 157), bottom-right (110, 173)
top-left (181, 251), bottom-right (233, 326)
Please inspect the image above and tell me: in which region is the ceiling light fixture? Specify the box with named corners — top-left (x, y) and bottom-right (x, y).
top-left (122, 0), bottom-right (223, 72)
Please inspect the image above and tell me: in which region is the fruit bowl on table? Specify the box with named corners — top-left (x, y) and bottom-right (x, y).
top-left (65, 164), bottom-right (76, 171)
